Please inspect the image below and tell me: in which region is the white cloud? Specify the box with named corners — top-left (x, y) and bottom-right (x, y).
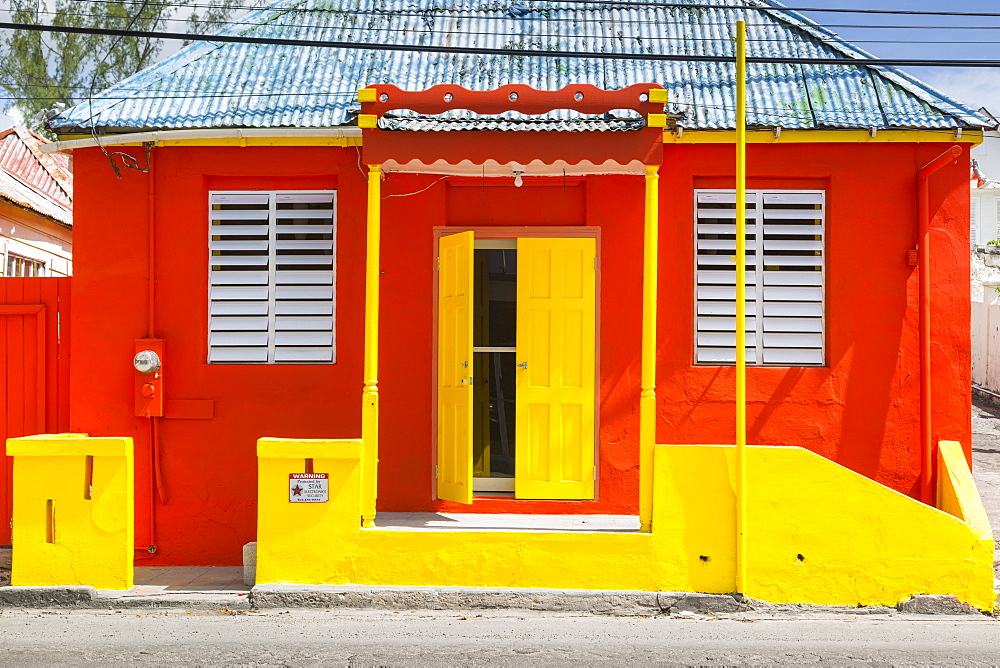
top-left (920, 68), bottom-right (1000, 119)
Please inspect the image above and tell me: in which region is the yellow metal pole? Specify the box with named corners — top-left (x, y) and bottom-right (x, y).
top-left (735, 19), bottom-right (749, 596)
top-left (361, 163), bottom-right (381, 528)
top-left (639, 163), bottom-right (659, 532)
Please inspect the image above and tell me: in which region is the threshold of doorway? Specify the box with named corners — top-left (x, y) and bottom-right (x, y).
top-left (368, 512), bottom-right (641, 533)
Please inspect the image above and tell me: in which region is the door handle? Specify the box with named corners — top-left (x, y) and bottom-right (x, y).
top-left (516, 362), bottom-right (528, 370)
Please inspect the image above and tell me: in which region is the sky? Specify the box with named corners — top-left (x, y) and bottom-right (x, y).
top-left (3, 0), bottom-right (1000, 129)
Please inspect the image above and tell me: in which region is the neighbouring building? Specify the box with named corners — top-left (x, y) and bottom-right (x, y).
top-left (9, 0), bottom-right (992, 608)
top-left (0, 126), bottom-right (72, 277)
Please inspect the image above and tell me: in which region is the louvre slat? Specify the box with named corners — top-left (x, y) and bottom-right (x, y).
top-left (210, 301), bottom-right (269, 316)
top-left (274, 256), bottom-right (334, 265)
top-left (275, 316), bottom-right (335, 330)
top-left (697, 332), bottom-right (757, 346)
top-left (697, 224), bottom-right (758, 235)
top-left (763, 317), bottom-right (822, 333)
top-left (209, 347), bottom-right (269, 363)
top-left (211, 271), bottom-right (269, 285)
top-left (698, 239), bottom-right (758, 251)
top-left (210, 225), bottom-right (270, 236)
top-left (697, 301), bottom-right (756, 316)
top-left (760, 255), bottom-right (823, 266)
top-left (697, 316), bottom-right (757, 331)
top-left (696, 348), bottom-right (759, 363)
top-left (697, 285), bottom-right (757, 300)
top-left (695, 209), bottom-right (757, 220)
top-left (209, 256), bottom-right (269, 266)
top-left (211, 194), bottom-right (269, 205)
top-left (762, 348), bottom-right (824, 365)
top-left (210, 286), bottom-right (268, 300)
top-left (762, 333), bottom-right (823, 348)
top-left (764, 240), bottom-right (822, 252)
top-left (763, 302), bottom-right (824, 317)
top-left (275, 332), bottom-right (334, 346)
top-left (764, 286), bottom-right (823, 301)
top-left (276, 193), bottom-right (335, 204)
top-left (209, 317), bottom-right (269, 331)
top-left (209, 209), bottom-right (270, 220)
top-left (696, 271), bottom-right (757, 284)
top-left (274, 271), bottom-right (334, 285)
top-left (760, 209), bottom-right (824, 221)
top-left (273, 210), bottom-right (334, 220)
top-left (697, 255), bottom-right (757, 266)
top-left (274, 347), bottom-right (335, 362)
top-left (762, 271), bottom-right (822, 286)
top-left (274, 225), bottom-right (335, 234)
top-left (210, 240), bottom-right (269, 251)
top-left (762, 193), bottom-right (823, 205)
top-left (275, 285), bottom-right (334, 300)
top-left (276, 240), bottom-right (334, 250)
top-left (697, 192), bottom-right (759, 204)
top-left (209, 331), bottom-right (269, 346)
top-left (762, 225), bottom-right (824, 235)
top-left (275, 301), bottom-right (335, 315)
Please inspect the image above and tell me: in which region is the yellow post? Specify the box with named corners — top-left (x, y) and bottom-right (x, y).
top-left (361, 163), bottom-right (381, 528)
top-left (734, 19), bottom-right (749, 596)
top-left (7, 433), bottom-right (134, 590)
top-left (639, 164), bottom-right (659, 532)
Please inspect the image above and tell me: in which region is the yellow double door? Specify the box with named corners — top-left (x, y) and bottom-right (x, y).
top-left (437, 232), bottom-right (597, 504)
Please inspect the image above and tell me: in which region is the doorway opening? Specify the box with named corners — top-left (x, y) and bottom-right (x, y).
top-left (472, 242), bottom-right (517, 494)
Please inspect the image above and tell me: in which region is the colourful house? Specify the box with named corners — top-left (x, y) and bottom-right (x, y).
top-left (21, 0), bottom-right (994, 606)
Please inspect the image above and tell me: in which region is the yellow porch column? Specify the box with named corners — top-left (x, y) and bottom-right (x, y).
top-left (639, 164), bottom-right (659, 532)
top-left (361, 163), bottom-right (381, 528)
top-left (8, 433), bottom-right (134, 590)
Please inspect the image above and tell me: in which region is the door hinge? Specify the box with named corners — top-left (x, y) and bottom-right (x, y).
top-left (436, 256), bottom-right (440, 270)
top-left (435, 464), bottom-right (439, 478)
top-left (594, 257), bottom-right (598, 271)
top-left (593, 467), bottom-right (598, 480)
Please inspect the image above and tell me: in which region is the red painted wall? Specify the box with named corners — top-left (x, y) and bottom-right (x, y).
top-left (68, 140), bottom-right (970, 566)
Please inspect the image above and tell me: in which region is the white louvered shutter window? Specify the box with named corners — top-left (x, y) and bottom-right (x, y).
top-left (971, 197), bottom-right (980, 245)
top-left (695, 190), bottom-right (825, 366)
top-left (209, 191), bottom-right (336, 363)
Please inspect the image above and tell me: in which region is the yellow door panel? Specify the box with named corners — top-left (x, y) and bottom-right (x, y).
top-left (437, 231), bottom-right (475, 504)
top-left (515, 237), bottom-right (597, 500)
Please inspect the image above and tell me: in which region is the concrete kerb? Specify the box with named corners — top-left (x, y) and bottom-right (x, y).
top-left (0, 585), bottom-right (992, 617)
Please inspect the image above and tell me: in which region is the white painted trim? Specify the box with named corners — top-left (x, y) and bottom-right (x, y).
top-left (40, 127), bottom-right (363, 154)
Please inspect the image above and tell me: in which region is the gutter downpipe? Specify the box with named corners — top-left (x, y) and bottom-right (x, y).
top-left (917, 144), bottom-right (963, 505)
top-left (38, 127), bottom-right (363, 154)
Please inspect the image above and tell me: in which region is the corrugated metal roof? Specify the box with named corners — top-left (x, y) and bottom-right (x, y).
top-left (0, 167), bottom-right (73, 226)
top-left (0, 128), bottom-right (72, 206)
top-left (51, 0), bottom-right (989, 133)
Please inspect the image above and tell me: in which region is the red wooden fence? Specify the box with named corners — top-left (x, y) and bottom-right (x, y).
top-left (0, 278), bottom-right (70, 544)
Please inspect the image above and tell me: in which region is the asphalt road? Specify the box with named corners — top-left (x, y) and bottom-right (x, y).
top-left (0, 609), bottom-right (998, 666)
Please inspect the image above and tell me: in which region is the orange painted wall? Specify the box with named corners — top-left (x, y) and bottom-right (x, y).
top-left (68, 141), bottom-right (970, 566)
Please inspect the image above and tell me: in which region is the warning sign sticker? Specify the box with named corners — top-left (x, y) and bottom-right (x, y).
top-left (289, 473), bottom-right (329, 503)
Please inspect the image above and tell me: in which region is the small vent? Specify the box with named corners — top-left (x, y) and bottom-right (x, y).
top-left (695, 190), bottom-right (824, 366)
top-left (208, 191), bottom-right (336, 364)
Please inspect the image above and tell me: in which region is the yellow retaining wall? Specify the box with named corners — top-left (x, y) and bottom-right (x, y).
top-left (257, 440), bottom-right (996, 611)
top-left (8, 434), bottom-right (134, 590)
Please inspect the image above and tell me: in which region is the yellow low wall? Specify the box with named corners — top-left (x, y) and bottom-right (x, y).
top-left (256, 439), bottom-right (996, 611)
top-left (8, 433), bottom-right (134, 590)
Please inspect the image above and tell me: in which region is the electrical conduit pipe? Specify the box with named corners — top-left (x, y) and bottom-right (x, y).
top-left (917, 144), bottom-right (962, 505)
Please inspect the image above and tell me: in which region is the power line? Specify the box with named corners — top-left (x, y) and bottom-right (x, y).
top-left (5, 20), bottom-right (1000, 67)
top-left (19, 7), bottom-right (1000, 44)
top-left (48, 0), bottom-right (1000, 20)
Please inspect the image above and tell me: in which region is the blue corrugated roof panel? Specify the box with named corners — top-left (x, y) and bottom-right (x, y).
top-left (51, 0), bottom-right (990, 132)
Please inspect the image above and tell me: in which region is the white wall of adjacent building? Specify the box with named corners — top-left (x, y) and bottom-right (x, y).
top-left (0, 200), bottom-right (72, 277)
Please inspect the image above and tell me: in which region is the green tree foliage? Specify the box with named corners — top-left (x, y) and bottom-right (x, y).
top-left (0, 0), bottom-right (245, 135)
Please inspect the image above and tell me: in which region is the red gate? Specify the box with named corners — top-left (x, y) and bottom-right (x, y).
top-left (0, 278), bottom-right (70, 544)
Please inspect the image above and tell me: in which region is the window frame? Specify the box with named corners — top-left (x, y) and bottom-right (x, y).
top-left (6, 253), bottom-right (47, 277)
top-left (693, 188), bottom-right (826, 367)
top-left (207, 189), bottom-right (337, 365)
